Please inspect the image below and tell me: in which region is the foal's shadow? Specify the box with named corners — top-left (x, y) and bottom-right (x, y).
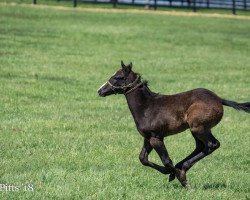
top-left (169, 182), bottom-right (227, 190)
top-left (203, 182), bottom-right (227, 190)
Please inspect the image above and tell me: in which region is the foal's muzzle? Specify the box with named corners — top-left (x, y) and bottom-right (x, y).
top-left (98, 82), bottom-right (115, 97)
top-left (98, 89), bottom-right (106, 97)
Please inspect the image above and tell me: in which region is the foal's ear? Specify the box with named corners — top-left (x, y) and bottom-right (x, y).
top-left (127, 62), bottom-right (133, 71)
top-left (121, 61), bottom-right (132, 73)
top-left (124, 62), bottom-right (132, 73)
top-left (121, 60), bottom-right (126, 69)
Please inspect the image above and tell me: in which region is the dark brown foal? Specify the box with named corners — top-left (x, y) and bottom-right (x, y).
top-left (98, 61), bottom-right (250, 188)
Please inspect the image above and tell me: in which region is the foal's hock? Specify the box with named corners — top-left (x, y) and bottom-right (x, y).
top-left (98, 61), bottom-right (250, 188)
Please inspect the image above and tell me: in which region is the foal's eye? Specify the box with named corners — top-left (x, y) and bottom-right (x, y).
top-left (114, 75), bottom-right (124, 80)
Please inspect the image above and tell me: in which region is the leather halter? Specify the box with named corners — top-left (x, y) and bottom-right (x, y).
top-left (107, 75), bottom-right (142, 94)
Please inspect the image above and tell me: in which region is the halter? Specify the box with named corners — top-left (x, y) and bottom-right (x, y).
top-left (107, 75), bottom-right (143, 94)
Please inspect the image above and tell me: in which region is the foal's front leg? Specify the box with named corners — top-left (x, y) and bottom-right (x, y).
top-left (139, 138), bottom-right (172, 174)
top-left (149, 137), bottom-right (175, 175)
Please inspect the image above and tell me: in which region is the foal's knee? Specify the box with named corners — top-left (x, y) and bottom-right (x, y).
top-left (204, 140), bottom-right (220, 154)
top-left (209, 139), bottom-right (220, 151)
top-left (139, 154), bottom-right (148, 166)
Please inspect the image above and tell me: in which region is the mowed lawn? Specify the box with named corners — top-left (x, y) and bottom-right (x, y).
top-left (0, 3), bottom-right (250, 199)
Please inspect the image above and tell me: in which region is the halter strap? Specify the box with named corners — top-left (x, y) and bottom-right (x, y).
top-left (107, 75), bottom-right (142, 94)
top-left (125, 81), bottom-right (143, 94)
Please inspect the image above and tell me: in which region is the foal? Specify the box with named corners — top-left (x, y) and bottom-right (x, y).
top-left (98, 61), bottom-right (250, 188)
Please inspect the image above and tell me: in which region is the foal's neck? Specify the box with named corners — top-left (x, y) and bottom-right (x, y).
top-left (125, 84), bottom-right (156, 121)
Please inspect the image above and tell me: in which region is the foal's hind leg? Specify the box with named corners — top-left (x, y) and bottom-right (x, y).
top-left (139, 138), bottom-right (172, 174)
top-left (169, 133), bottom-right (204, 182)
top-left (175, 127), bottom-right (220, 187)
top-left (182, 129), bottom-right (220, 172)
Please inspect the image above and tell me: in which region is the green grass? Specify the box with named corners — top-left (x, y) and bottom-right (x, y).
top-left (0, 3), bottom-right (250, 199)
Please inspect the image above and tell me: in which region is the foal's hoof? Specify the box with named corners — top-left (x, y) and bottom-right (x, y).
top-left (175, 169), bottom-right (190, 188)
top-left (184, 182), bottom-right (192, 190)
top-left (169, 173), bottom-right (175, 182)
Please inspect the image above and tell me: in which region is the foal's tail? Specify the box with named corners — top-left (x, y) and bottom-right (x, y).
top-left (222, 99), bottom-right (250, 113)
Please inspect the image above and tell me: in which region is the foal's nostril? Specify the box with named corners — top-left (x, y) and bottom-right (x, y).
top-left (98, 89), bottom-right (105, 97)
top-left (97, 89), bottom-right (102, 95)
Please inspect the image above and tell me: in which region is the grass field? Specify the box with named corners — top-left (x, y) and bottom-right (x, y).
top-left (0, 2), bottom-right (250, 199)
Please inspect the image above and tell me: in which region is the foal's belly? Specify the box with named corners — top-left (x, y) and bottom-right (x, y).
top-left (138, 114), bottom-right (189, 138)
top-left (163, 122), bottom-right (189, 136)
top-left (154, 110), bottom-right (189, 136)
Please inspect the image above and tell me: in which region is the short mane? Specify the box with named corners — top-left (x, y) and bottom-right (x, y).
top-left (142, 80), bottom-right (160, 97)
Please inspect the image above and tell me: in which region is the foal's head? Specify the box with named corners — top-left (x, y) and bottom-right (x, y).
top-left (98, 61), bottom-right (141, 97)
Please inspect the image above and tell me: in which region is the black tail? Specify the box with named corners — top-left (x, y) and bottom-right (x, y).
top-left (222, 99), bottom-right (250, 113)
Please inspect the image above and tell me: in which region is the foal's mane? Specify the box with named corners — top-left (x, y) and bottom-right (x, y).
top-left (137, 73), bottom-right (159, 97)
